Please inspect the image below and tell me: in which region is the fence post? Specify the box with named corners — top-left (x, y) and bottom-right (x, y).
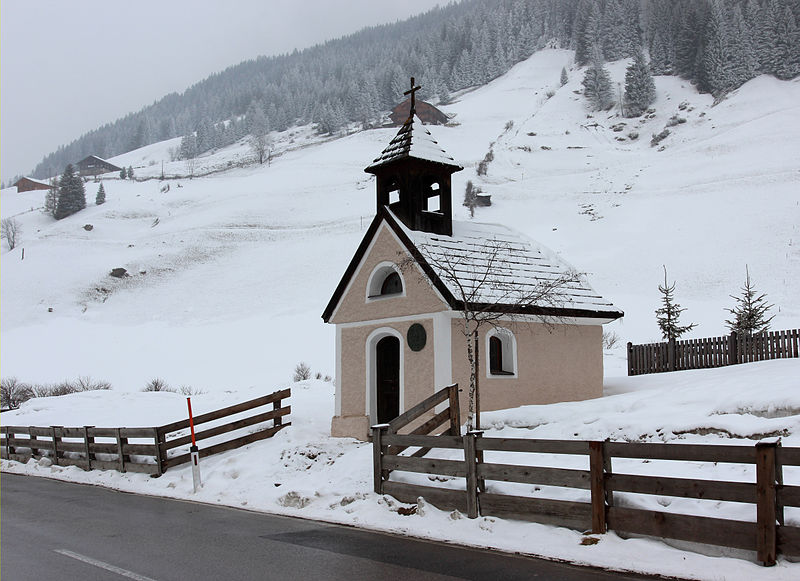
top-left (29, 426), bottom-right (38, 456)
top-left (51, 426), bottom-right (61, 466)
top-left (464, 431), bottom-right (482, 519)
top-left (371, 424), bottom-right (389, 495)
top-left (589, 441), bottom-right (607, 534)
top-left (152, 427), bottom-right (164, 477)
top-left (115, 428), bottom-right (128, 473)
top-left (729, 331), bottom-right (738, 365)
top-left (83, 426), bottom-right (95, 470)
top-left (626, 342), bottom-right (633, 376)
top-left (667, 339), bottom-right (676, 372)
top-left (755, 439), bottom-right (778, 566)
top-left (273, 397), bottom-right (283, 428)
top-left (447, 383), bottom-right (461, 436)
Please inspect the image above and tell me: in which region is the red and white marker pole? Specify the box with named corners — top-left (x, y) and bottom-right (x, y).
top-left (187, 397), bottom-right (202, 492)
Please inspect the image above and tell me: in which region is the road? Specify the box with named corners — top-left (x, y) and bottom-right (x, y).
top-left (1, 473), bottom-right (663, 580)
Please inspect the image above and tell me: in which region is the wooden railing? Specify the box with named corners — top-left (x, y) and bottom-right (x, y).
top-left (0, 389), bottom-right (290, 475)
top-left (372, 430), bottom-right (800, 566)
top-left (627, 329), bottom-right (800, 375)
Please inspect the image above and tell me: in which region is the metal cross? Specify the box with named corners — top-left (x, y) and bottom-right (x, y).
top-left (404, 76), bottom-right (421, 115)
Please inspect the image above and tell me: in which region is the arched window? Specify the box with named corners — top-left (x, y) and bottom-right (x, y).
top-left (380, 272), bottom-right (403, 295)
top-left (486, 328), bottom-right (516, 377)
top-left (367, 262), bottom-right (405, 299)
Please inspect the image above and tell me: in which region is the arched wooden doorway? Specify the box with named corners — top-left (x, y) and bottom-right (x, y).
top-left (375, 335), bottom-right (400, 423)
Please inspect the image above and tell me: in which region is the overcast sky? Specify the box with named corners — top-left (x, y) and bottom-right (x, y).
top-left (1, 0), bottom-right (445, 182)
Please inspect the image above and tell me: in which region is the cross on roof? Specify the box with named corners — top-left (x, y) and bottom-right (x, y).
top-left (404, 76), bottom-right (422, 116)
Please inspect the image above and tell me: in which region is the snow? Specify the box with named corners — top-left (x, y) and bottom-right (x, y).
top-left (2, 48), bottom-right (800, 578)
top-left (401, 212), bottom-right (621, 315)
top-left (365, 113), bottom-right (461, 171)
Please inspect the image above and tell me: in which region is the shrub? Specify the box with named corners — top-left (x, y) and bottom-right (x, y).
top-left (179, 385), bottom-right (205, 396)
top-left (602, 331), bottom-right (620, 350)
top-left (1, 377), bottom-right (34, 409)
top-left (143, 378), bottom-right (175, 392)
top-left (650, 129), bottom-right (670, 147)
top-left (293, 362), bottom-right (312, 382)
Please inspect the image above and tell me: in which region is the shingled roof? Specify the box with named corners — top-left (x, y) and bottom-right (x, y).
top-left (322, 208), bottom-right (623, 322)
top-left (365, 114), bottom-right (462, 174)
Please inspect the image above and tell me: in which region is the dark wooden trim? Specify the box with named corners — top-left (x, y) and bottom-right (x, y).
top-left (605, 441), bottom-right (755, 463)
top-left (477, 437), bottom-right (588, 455)
top-left (479, 493), bottom-right (591, 530)
top-left (478, 463), bottom-right (590, 489)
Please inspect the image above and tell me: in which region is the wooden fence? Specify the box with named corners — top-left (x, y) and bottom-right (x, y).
top-left (0, 388), bottom-right (290, 475)
top-left (372, 389), bottom-right (800, 566)
top-left (627, 329), bottom-right (800, 376)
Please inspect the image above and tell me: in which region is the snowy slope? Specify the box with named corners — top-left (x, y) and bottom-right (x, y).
top-left (2, 49), bottom-right (798, 388)
top-left (3, 48), bottom-right (800, 578)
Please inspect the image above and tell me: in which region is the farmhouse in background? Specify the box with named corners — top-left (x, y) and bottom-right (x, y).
top-left (390, 97), bottom-right (448, 126)
top-left (322, 83), bottom-right (623, 441)
top-left (14, 177), bottom-right (54, 193)
top-left (77, 155), bottom-right (122, 177)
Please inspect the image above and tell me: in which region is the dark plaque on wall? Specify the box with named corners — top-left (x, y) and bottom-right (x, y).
top-left (407, 323), bottom-right (427, 352)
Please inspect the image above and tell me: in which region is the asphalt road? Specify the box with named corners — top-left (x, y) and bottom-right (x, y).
top-left (1, 473), bottom-right (663, 580)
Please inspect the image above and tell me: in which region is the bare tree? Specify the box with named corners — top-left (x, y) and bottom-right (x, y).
top-left (249, 133), bottom-right (271, 165)
top-left (401, 237), bottom-right (583, 431)
top-left (1, 217), bottom-right (21, 250)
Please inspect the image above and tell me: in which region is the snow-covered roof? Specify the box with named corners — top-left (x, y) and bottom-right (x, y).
top-left (396, 212), bottom-right (621, 317)
top-left (365, 114), bottom-right (462, 172)
top-left (15, 177), bottom-right (52, 188)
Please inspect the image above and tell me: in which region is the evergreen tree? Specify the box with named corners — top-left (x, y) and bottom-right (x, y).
top-left (560, 66), bottom-right (569, 86)
top-left (623, 49), bottom-right (656, 117)
top-left (44, 177), bottom-right (59, 218)
top-left (649, 30), bottom-right (673, 75)
top-left (574, 0), bottom-right (602, 66)
top-left (95, 183), bottom-right (106, 205)
top-left (655, 266), bottom-right (696, 341)
top-left (774, 4), bottom-right (800, 80)
top-left (725, 266), bottom-right (775, 335)
top-left (54, 164), bottom-right (86, 220)
top-left (119, 167), bottom-right (127, 180)
top-left (179, 134), bottom-right (197, 160)
top-left (127, 166), bottom-right (134, 180)
top-left (702, 0), bottom-right (733, 96)
top-left (728, 5), bottom-right (758, 87)
top-left (582, 48), bottom-right (614, 110)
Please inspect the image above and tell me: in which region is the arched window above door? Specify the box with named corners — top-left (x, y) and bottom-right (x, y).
top-left (367, 262), bottom-right (405, 300)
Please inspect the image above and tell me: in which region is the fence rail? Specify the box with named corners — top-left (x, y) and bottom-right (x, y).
top-left (372, 418), bottom-right (800, 566)
top-left (627, 329), bottom-right (800, 376)
top-left (0, 389), bottom-right (290, 475)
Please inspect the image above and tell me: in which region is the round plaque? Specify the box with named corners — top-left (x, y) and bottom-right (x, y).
top-left (407, 323), bottom-right (427, 352)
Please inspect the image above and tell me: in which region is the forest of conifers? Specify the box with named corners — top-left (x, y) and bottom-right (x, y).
top-left (28, 0), bottom-right (800, 180)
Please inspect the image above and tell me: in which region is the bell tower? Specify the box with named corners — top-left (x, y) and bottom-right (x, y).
top-left (365, 78), bottom-right (463, 236)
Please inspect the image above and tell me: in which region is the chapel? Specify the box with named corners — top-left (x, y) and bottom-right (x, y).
top-left (322, 79), bottom-right (623, 440)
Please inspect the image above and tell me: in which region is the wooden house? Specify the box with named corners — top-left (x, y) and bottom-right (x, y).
top-left (14, 177), bottom-right (54, 193)
top-left (390, 98), bottom-right (449, 126)
top-left (77, 155), bottom-right (122, 177)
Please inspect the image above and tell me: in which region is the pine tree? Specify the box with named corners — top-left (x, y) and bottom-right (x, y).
top-left (725, 266), bottom-right (775, 335)
top-left (44, 177), bottom-right (59, 218)
top-left (54, 164), bottom-right (86, 220)
top-left (574, 0), bottom-right (602, 66)
top-left (120, 167), bottom-right (127, 180)
top-left (560, 67), bottom-right (569, 86)
top-left (623, 49), bottom-right (656, 117)
top-left (582, 48), bottom-right (614, 111)
top-left (127, 166), bottom-right (134, 180)
top-left (774, 4), bottom-right (800, 80)
top-left (655, 266), bottom-right (696, 341)
top-left (649, 30), bottom-right (673, 75)
top-left (702, 0), bottom-right (733, 96)
top-left (95, 183), bottom-right (106, 205)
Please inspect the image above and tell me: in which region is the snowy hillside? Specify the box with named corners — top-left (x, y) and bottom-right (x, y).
top-left (2, 50), bottom-right (798, 388)
top-left (3, 49), bottom-right (800, 579)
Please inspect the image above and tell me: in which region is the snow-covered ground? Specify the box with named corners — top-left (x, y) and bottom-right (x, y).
top-left (3, 49), bottom-right (800, 578)
top-left (3, 360), bottom-right (800, 580)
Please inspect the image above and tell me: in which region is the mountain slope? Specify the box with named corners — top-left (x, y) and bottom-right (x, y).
top-left (2, 49), bottom-right (799, 390)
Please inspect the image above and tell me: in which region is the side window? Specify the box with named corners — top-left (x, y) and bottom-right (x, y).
top-left (487, 328), bottom-right (516, 376)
